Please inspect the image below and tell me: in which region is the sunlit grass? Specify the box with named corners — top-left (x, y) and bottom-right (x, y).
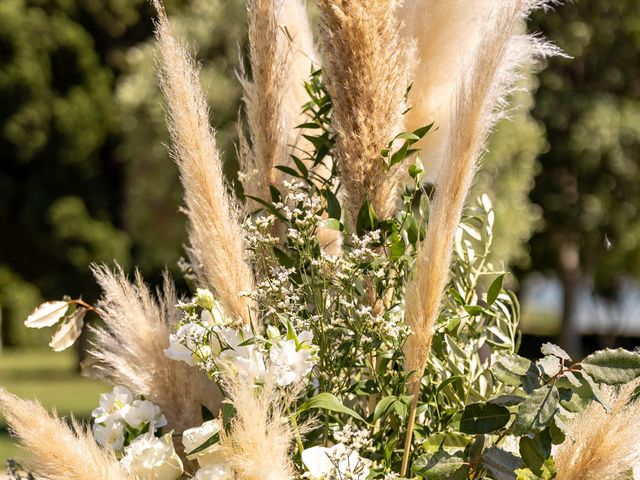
top-left (0, 348), bottom-right (106, 462)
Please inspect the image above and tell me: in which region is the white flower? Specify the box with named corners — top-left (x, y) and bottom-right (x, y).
top-left (194, 462), bottom-right (234, 480)
top-left (196, 288), bottom-right (215, 310)
top-left (93, 415), bottom-right (125, 451)
top-left (165, 322), bottom-right (208, 366)
top-left (92, 385), bottom-right (133, 423)
top-left (182, 420), bottom-right (223, 466)
top-left (302, 444), bottom-right (371, 480)
top-left (270, 334), bottom-right (315, 386)
top-left (121, 399), bottom-right (167, 431)
top-left (213, 326), bottom-right (266, 381)
top-left (121, 433), bottom-right (183, 480)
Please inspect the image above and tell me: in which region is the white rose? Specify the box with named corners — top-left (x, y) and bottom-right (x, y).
top-left (269, 337), bottom-right (314, 386)
top-left (92, 385), bottom-right (134, 423)
top-left (121, 399), bottom-right (167, 431)
top-left (194, 462), bottom-right (234, 480)
top-left (182, 420), bottom-right (222, 465)
top-left (302, 444), bottom-right (370, 480)
top-left (93, 416), bottom-right (125, 451)
top-left (121, 433), bottom-right (183, 480)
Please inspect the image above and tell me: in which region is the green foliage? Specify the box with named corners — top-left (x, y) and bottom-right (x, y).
top-left (529, 1), bottom-right (640, 290)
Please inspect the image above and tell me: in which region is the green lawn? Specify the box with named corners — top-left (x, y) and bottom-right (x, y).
top-left (0, 348), bottom-right (106, 462)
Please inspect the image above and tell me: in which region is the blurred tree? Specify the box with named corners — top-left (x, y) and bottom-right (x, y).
top-left (0, 0), bottom-right (152, 345)
top-left (473, 83), bottom-right (545, 270)
top-left (529, 1), bottom-right (640, 355)
top-left (115, 0), bottom-right (245, 274)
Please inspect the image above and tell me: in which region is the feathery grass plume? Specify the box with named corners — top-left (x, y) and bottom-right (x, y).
top-left (555, 382), bottom-right (640, 480)
top-left (89, 265), bottom-right (221, 434)
top-left (238, 0), bottom-right (317, 209)
top-left (219, 376), bottom-right (296, 480)
top-left (316, 0), bottom-right (411, 222)
top-left (399, 0), bottom-right (501, 182)
top-left (400, 1), bottom-right (559, 474)
top-left (0, 388), bottom-right (128, 480)
top-left (152, 0), bottom-right (255, 324)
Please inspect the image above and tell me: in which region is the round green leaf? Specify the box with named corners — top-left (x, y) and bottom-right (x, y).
top-left (460, 402), bottom-right (511, 434)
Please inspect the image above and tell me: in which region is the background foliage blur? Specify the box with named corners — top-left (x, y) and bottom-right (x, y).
top-left (0, 0), bottom-right (639, 357)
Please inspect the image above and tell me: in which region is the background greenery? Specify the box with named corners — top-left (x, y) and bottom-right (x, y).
top-left (1, 0), bottom-right (640, 463)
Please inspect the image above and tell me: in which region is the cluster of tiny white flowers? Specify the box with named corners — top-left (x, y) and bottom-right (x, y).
top-left (91, 386), bottom-right (166, 453)
top-left (274, 181), bottom-right (323, 248)
top-left (243, 214), bottom-right (278, 253)
top-left (166, 288), bottom-right (317, 388)
top-left (347, 231), bottom-right (381, 263)
top-left (332, 424), bottom-right (375, 453)
top-left (252, 266), bottom-right (303, 319)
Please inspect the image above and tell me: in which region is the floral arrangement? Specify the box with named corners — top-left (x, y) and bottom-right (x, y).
top-left (3, 1), bottom-right (640, 479)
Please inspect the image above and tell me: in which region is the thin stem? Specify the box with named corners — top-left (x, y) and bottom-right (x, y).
top-left (400, 376), bottom-right (422, 477)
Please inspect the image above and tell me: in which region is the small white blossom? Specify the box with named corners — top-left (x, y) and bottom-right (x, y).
top-left (93, 415), bottom-right (125, 451)
top-left (182, 420), bottom-right (222, 466)
top-left (120, 433), bottom-right (183, 480)
top-left (302, 444), bottom-right (371, 480)
top-left (269, 331), bottom-right (316, 386)
top-left (91, 385), bottom-right (133, 423)
top-left (120, 399), bottom-right (167, 430)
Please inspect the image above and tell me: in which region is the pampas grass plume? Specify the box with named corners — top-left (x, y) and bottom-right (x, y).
top-left (152, 0), bottom-right (255, 324)
top-left (317, 0), bottom-right (411, 222)
top-left (401, 1), bottom-right (559, 474)
top-left (0, 388), bottom-right (129, 480)
top-left (555, 382), bottom-right (640, 480)
top-left (89, 265), bottom-right (220, 434)
top-left (219, 376), bottom-right (296, 480)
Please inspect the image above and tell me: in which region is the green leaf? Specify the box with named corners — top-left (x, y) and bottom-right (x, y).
top-left (581, 348), bottom-right (640, 385)
top-left (373, 396), bottom-right (397, 422)
top-left (322, 189), bottom-right (341, 220)
top-left (464, 305), bottom-right (483, 316)
top-left (487, 274), bottom-right (505, 306)
top-left (297, 393), bottom-right (365, 423)
top-left (412, 451), bottom-right (469, 480)
top-left (519, 430), bottom-right (552, 475)
top-left (412, 122), bottom-right (434, 139)
top-left (421, 432), bottom-right (471, 454)
top-left (511, 385), bottom-right (559, 435)
top-left (356, 200), bottom-right (378, 235)
top-left (482, 446), bottom-right (523, 480)
top-left (318, 218), bottom-right (341, 231)
top-left (459, 402), bottom-right (511, 434)
top-left (275, 165), bottom-right (304, 178)
top-left (290, 155), bottom-right (309, 177)
top-left (541, 343), bottom-right (571, 362)
top-left (187, 431), bottom-right (220, 456)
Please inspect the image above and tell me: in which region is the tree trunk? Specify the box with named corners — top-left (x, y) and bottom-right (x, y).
top-left (558, 238), bottom-right (582, 358)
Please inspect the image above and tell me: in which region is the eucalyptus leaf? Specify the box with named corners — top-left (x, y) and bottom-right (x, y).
top-left (581, 348), bottom-right (640, 385)
top-left (482, 446), bottom-right (523, 480)
top-left (412, 450), bottom-right (469, 480)
top-left (460, 402), bottom-right (510, 434)
top-left (511, 385), bottom-right (559, 435)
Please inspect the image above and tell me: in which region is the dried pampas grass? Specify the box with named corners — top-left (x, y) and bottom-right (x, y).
top-left (0, 389), bottom-right (128, 480)
top-left (399, 0), bottom-right (502, 181)
top-left (219, 376), bottom-right (296, 480)
top-left (317, 0), bottom-right (411, 222)
top-left (239, 0), bottom-right (318, 209)
top-left (555, 382), bottom-right (640, 480)
top-left (401, 1), bottom-right (559, 474)
top-left (152, 0), bottom-right (255, 324)
top-left (88, 265), bottom-right (220, 434)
